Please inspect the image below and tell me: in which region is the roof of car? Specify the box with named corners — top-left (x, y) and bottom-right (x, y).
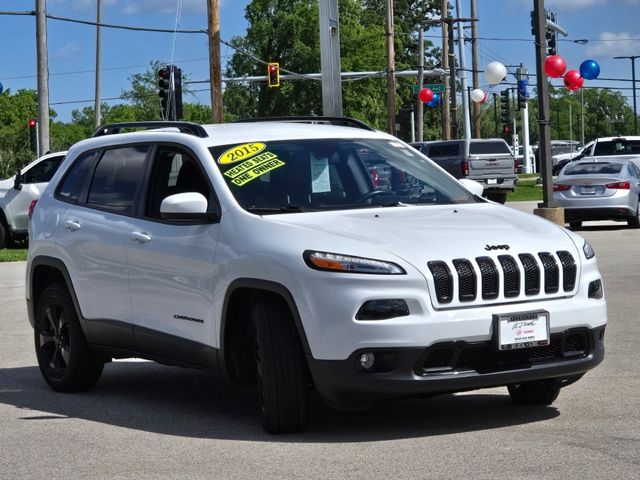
top-left (594, 136), bottom-right (640, 142)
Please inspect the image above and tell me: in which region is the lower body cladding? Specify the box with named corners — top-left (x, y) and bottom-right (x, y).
top-left (563, 206), bottom-right (635, 221)
top-left (307, 325), bottom-right (605, 408)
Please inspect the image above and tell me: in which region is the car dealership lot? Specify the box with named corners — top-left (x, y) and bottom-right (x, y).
top-left (1, 203), bottom-right (639, 479)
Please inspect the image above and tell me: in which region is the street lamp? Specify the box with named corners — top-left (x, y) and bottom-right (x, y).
top-left (613, 55), bottom-right (639, 135)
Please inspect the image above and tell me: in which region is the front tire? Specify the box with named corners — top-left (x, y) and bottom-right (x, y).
top-left (0, 221), bottom-right (7, 249)
top-left (252, 296), bottom-right (308, 433)
top-left (34, 283), bottom-right (104, 392)
top-left (507, 379), bottom-right (561, 405)
top-left (486, 192), bottom-right (508, 204)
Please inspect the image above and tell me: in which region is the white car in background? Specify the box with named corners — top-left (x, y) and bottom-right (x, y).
top-left (0, 151), bottom-right (66, 247)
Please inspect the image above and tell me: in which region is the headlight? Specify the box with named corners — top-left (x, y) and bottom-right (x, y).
top-left (583, 240), bottom-right (595, 260)
top-left (303, 250), bottom-right (406, 274)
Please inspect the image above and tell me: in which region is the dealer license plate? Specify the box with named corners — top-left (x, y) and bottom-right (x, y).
top-left (495, 310), bottom-right (550, 351)
top-left (487, 178), bottom-right (497, 185)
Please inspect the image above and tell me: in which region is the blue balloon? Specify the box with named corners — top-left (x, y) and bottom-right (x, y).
top-left (427, 93), bottom-right (440, 107)
top-left (580, 59), bottom-right (600, 80)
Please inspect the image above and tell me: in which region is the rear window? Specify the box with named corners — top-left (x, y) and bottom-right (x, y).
top-left (426, 143), bottom-right (461, 158)
top-left (593, 139), bottom-right (640, 156)
top-left (469, 141), bottom-right (511, 155)
top-left (564, 162), bottom-right (623, 175)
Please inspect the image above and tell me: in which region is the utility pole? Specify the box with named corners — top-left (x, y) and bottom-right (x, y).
top-left (385, 0), bottom-right (396, 135)
top-left (470, 0), bottom-right (481, 138)
top-left (447, 20), bottom-right (457, 139)
top-left (455, 0), bottom-right (471, 141)
top-left (613, 55), bottom-right (639, 135)
top-left (441, 0), bottom-right (451, 139)
top-left (416, 27), bottom-right (424, 142)
top-left (533, 0), bottom-right (563, 223)
top-left (319, 0), bottom-right (343, 116)
top-left (207, 0), bottom-right (223, 123)
top-left (35, 0), bottom-right (50, 155)
top-left (94, 0), bottom-right (102, 129)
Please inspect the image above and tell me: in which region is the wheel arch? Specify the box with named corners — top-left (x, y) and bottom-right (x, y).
top-left (28, 256), bottom-right (86, 333)
top-left (220, 278), bottom-right (311, 383)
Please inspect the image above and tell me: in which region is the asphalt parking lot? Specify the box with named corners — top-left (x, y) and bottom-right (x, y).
top-left (1, 202), bottom-right (639, 479)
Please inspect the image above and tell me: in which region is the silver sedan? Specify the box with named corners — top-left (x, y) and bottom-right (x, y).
top-left (553, 159), bottom-right (640, 229)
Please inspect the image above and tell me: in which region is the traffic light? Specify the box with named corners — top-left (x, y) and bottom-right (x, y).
top-left (517, 80), bottom-right (528, 111)
top-left (545, 11), bottom-right (557, 56)
top-left (173, 67), bottom-right (183, 120)
top-left (500, 89), bottom-right (510, 125)
top-left (28, 118), bottom-right (37, 154)
top-left (267, 62), bottom-right (280, 87)
top-left (158, 66), bottom-right (171, 119)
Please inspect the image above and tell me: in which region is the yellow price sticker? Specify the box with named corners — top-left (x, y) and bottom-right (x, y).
top-left (218, 142), bottom-right (266, 164)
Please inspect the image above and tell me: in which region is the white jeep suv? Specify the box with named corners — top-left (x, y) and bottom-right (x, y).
top-left (0, 151), bottom-right (66, 247)
top-left (26, 119), bottom-right (606, 433)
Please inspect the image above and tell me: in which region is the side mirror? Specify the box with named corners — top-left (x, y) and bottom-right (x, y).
top-left (160, 192), bottom-right (218, 221)
top-left (458, 178), bottom-right (484, 197)
top-left (13, 170), bottom-right (22, 191)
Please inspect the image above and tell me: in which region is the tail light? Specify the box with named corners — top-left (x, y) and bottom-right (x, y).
top-left (369, 168), bottom-right (379, 188)
top-left (461, 160), bottom-right (469, 177)
top-left (514, 158), bottom-right (519, 174)
top-left (605, 181), bottom-right (630, 189)
top-left (553, 184), bottom-right (571, 191)
top-left (28, 199), bottom-right (38, 219)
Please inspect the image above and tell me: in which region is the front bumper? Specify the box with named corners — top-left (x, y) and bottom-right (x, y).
top-left (308, 325), bottom-right (605, 408)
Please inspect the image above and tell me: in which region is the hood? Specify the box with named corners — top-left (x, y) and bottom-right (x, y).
top-left (266, 202), bottom-right (578, 265)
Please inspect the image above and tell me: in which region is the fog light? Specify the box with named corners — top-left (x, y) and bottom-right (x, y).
top-left (355, 299), bottom-right (409, 320)
top-left (359, 352), bottom-right (375, 370)
top-left (588, 279), bottom-right (603, 299)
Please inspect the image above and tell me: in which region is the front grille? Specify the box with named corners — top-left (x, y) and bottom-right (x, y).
top-left (428, 251), bottom-right (577, 305)
top-left (416, 329), bottom-right (591, 375)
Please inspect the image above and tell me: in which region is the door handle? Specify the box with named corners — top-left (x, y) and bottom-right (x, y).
top-left (63, 220), bottom-right (81, 231)
top-left (130, 231), bottom-right (152, 243)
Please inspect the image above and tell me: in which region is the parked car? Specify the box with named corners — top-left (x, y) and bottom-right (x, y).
top-left (0, 151), bottom-right (66, 247)
top-left (552, 141), bottom-right (595, 175)
top-left (553, 159), bottom-right (640, 229)
top-left (27, 119), bottom-right (605, 433)
top-left (410, 138), bottom-right (517, 203)
top-left (513, 145), bottom-right (536, 173)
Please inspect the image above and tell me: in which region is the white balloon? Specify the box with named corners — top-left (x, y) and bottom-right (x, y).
top-left (470, 88), bottom-right (486, 103)
top-left (485, 62), bottom-right (507, 85)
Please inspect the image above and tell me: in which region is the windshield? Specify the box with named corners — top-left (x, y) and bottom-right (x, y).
top-left (564, 162), bottom-right (623, 175)
top-left (593, 139), bottom-right (640, 156)
top-left (210, 138), bottom-right (477, 213)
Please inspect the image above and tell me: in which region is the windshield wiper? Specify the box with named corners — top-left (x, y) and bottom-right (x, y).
top-left (245, 204), bottom-right (306, 214)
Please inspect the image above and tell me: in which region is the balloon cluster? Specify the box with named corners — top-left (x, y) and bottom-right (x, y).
top-left (544, 56), bottom-right (600, 91)
top-left (418, 88), bottom-right (440, 107)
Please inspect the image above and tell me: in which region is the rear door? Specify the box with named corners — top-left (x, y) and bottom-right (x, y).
top-left (466, 140), bottom-right (516, 184)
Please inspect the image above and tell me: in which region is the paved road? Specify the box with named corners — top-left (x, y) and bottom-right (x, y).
top-left (1, 205), bottom-right (639, 479)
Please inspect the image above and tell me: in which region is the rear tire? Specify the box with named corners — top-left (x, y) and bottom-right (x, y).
top-left (0, 221), bottom-right (7, 249)
top-left (507, 379), bottom-right (561, 405)
top-left (569, 220), bottom-right (582, 230)
top-left (252, 296), bottom-right (308, 433)
top-left (486, 192), bottom-right (508, 204)
top-left (628, 200), bottom-right (640, 229)
top-left (34, 283), bottom-right (104, 392)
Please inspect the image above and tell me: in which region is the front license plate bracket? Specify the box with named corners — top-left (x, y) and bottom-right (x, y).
top-left (493, 310), bottom-right (550, 351)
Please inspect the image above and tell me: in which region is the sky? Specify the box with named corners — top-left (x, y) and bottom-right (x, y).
top-left (1, 0), bottom-right (639, 123)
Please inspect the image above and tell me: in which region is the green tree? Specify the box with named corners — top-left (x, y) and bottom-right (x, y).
top-left (0, 89), bottom-right (41, 177)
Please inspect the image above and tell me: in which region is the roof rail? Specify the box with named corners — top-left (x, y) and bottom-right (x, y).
top-left (93, 121), bottom-right (208, 138)
top-left (233, 116), bottom-right (375, 131)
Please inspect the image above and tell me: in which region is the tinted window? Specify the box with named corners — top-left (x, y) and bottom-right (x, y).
top-left (469, 141), bottom-right (511, 155)
top-left (426, 143), bottom-right (461, 158)
top-left (88, 146), bottom-right (148, 213)
top-left (564, 162), bottom-right (623, 175)
top-left (57, 152), bottom-right (99, 203)
top-left (23, 156), bottom-right (64, 184)
top-left (593, 139), bottom-right (640, 156)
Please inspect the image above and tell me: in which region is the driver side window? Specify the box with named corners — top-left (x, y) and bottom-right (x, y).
top-left (23, 156), bottom-right (64, 184)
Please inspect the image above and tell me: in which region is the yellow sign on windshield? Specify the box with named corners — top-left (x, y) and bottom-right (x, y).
top-left (218, 142), bottom-right (266, 164)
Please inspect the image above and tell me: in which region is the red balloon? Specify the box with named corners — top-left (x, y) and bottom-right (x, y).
top-left (418, 88), bottom-right (434, 103)
top-left (544, 55), bottom-right (567, 78)
top-left (564, 69), bottom-right (584, 91)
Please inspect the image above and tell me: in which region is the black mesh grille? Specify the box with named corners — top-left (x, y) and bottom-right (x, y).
top-left (539, 252), bottom-right (559, 294)
top-left (476, 256), bottom-right (499, 300)
top-left (498, 255), bottom-right (520, 298)
top-left (428, 261), bottom-right (453, 303)
top-left (416, 330), bottom-right (592, 375)
top-left (453, 259), bottom-right (476, 302)
top-left (557, 251), bottom-right (577, 291)
top-left (519, 253), bottom-right (540, 295)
